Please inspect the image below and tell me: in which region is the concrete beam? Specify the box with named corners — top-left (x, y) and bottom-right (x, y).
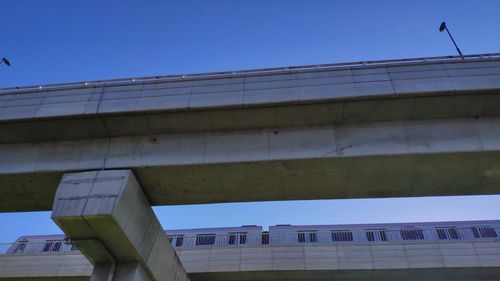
top-left (1, 92), bottom-right (499, 144)
top-left (0, 254), bottom-right (92, 281)
top-left (175, 241), bottom-right (500, 274)
top-left (1, 117), bottom-right (500, 212)
top-left (2, 57), bottom-right (500, 212)
top-left (2, 240), bottom-right (500, 281)
top-left (0, 57), bottom-right (500, 145)
top-left (188, 268), bottom-right (500, 281)
top-left (1, 57), bottom-right (499, 129)
top-left (51, 170), bottom-right (189, 281)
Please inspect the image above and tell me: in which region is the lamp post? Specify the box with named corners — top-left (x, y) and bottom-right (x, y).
top-left (439, 22), bottom-right (463, 56)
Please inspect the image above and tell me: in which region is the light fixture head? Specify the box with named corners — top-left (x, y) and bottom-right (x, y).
top-left (439, 22), bottom-right (447, 32)
top-left (1, 57), bottom-right (11, 67)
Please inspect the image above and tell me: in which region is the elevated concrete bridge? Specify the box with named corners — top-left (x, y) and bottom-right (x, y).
top-left (1, 54), bottom-right (500, 212)
top-left (2, 53), bottom-right (500, 280)
top-left (1, 239), bottom-right (499, 281)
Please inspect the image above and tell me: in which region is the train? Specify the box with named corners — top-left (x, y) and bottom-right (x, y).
top-left (4, 220), bottom-right (499, 255)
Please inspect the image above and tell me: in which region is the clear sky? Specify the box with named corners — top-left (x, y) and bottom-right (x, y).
top-left (1, 0), bottom-right (500, 242)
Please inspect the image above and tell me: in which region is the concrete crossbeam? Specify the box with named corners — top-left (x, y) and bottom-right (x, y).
top-left (1, 117), bottom-right (500, 212)
top-left (51, 170), bottom-right (189, 281)
top-left (5, 117), bottom-right (500, 173)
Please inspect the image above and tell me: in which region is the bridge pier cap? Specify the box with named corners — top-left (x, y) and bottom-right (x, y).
top-left (51, 169), bottom-right (189, 281)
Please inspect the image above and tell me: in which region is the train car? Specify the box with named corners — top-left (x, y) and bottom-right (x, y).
top-left (3, 220), bottom-right (499, 255)
top-left (165, 225), bottom-right (263, 248)
top-left (269, 220), bottom-right (500, 245)
top-left (5, 234), bottom-right (76, 255)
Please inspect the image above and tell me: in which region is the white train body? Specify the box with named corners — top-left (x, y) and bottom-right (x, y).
top-left (268, 220), bottom-right (500, 245)
top-left (4, 220), bottom-right (499, 254)
top-left (165, 225), bottom-right (263, 248)
top-left (5, 234), bottom-right (74, 255)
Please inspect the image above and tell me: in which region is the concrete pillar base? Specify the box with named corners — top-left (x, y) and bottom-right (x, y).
top-left (90, 263), bottom-right (114, 281)
top-left (91, 263), bottom-right (151, 281)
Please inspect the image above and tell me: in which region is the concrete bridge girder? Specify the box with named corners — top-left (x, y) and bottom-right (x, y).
top-left (1, 117), bottom-right (500, 211)
top-left (1, 56), bottom-right (500, 212)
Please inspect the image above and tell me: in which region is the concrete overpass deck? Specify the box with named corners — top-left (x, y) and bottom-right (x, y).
top-left (1, 53), bottom-right (500, 142)
top-left (1, 240), bottom-right (499, 281)
top-left (1, 54), bottom-right (500, 211)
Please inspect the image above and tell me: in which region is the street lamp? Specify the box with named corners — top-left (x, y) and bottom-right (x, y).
top-left (0, 57), bottom-right (11, 67)
top-left (439, 22), bottom-right (463, 56)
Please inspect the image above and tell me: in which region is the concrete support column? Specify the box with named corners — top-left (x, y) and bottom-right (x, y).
top-left (51, 170), bottom-right (189, 281)
top-left (91, 263), bottom-right (150, 281)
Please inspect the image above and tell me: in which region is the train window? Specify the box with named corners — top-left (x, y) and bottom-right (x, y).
top-left (228, 232), bottom-right (247, 245)
top-left (436, 228), bottom-right (459, 240)
top-left (400, 229), bottom-right (424, 240)
top-left (229, 234), bottom-right (236, 244)
top-left (331, 231), bottom-right (353, 242)
top-left (169, 235), bottom-right (184, 247)
top-left (262, 232), bottom-right (270, 245)
top-left (366, 229), bottom-right (387, 242)
top-left (298, 231), bottom-right (317, 243)
top-left (195, 234), bottom-right (216, 246)
top-left (52, 242), bottom-right (62, 252)
top-left (14, 241), bottom-right (27, 253)
top-left (176, 236), bottom-right (184, 247)
top-left (42, 242), bottom-right (53, 252)
top-left (471, 227), bottom-right (498, 238)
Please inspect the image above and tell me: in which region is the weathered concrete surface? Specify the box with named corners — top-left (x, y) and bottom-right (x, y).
top-left (111, 263), bottom-right (151, 281)
top-left (1, 57), bottom-right (500, 144)
top-left (2, 117), bottom-right (500, 211)
top-left (0, 254), bottom-right (92, 281)
top-left (1, 56), bottom-right (500, 212)
top-left (51, 170), bottom-right (189, 281)
top-left (1, 92), bottom-right (500, 145)
top-left (1, 56), bottom-right (500, 124)
top-left (178, 241), bottom-right (500, 273)
top-left (189, 268), bottom-right (500, 281)
top-left (90, 263), bottom-right (151, 281)
top-left (1, 240), bottom-right (499, 281)
top-left (89, 263), bottom-right (113, 281)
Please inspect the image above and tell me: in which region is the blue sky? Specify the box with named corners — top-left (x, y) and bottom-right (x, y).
top-left (1, 0), bottom-right (500, 242)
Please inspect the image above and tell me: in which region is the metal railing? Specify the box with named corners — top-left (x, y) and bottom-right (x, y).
top-left (1, 53), bottom-right (499, 95)
top-left (1, 226), bottom-right (498, 256)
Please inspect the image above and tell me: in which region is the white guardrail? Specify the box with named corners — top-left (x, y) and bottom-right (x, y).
top-left (1, 226), bottom-right (498, 256)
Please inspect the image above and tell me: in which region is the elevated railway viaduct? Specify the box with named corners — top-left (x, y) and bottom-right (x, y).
top-left (1, 54), bottom-right (500, 281)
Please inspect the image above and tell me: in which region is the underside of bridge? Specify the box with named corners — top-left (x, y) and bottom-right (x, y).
top-left (2, 149), bottom-right (500, 212)
top-left (1, 268), bottom-right (499, 281)
top-left (189, 268), bottom-right (500, 281)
